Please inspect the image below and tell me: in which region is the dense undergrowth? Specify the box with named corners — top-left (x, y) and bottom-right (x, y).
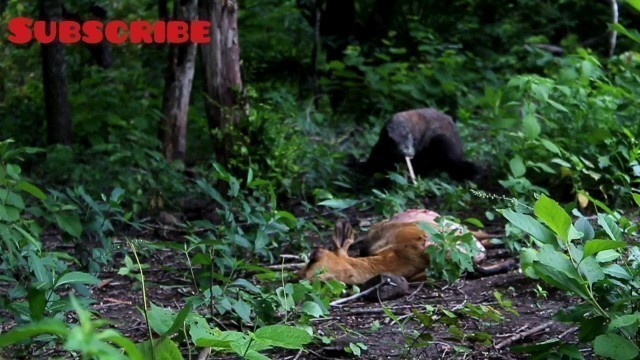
top-left (1, 0), bottom-right (640, 359)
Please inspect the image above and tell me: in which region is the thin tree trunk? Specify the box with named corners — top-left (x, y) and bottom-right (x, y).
top-left (41, 0), bottom-right (72, 145)
top-left (158, 0), bottom-right (168, 20)
top-left (311, 0), bottom-right (322, 107)
top-left (161, 0), bottom-right (198, 161)
top-left (199, 0), bottom-right (244, 164)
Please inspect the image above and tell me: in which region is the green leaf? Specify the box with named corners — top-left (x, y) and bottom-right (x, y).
top-left (0, 205), bottom-right (20, 222)
top-left (632, 193), bottom-right (640, 207)
top-left (233, 300), bottom-right (252, 324)
top-left (28, 252), bottom-right (50, 283)
top-left (597, 214), bottom-right (622, 242)
top-left (532, 262), bottom-right (590, 300)
top-left (534, 195), bottom-right (576, 242)
top-left (627, 0), bottom-right (640, 12)
top-left (137, 338), bottom-right (183, 360)
top-left (593, 332), bottom-right (639, 360)
top-left (16, 181), bottom-right (47, 200)
top-left (509, 155), bottom-right (526, 177)
top-left (195, 179), bottom-right (227, 207)
top-left (0, 318), bottom-right (69, 347)
top-left (147, 303), bottom-right (178, 336)
top-left (522, 114), bottom-right (541, 139)
top-left (55, 272), bottom-right (100, 288)
top-left (603, 264), bottom-right (632, 280)
top-left (577, 257), bottom-right (604, 287)
top-left (609, 313), bottom-right (640, 330)
top-left (27, 287), bottom-right (46, 321)
top-left (597, 250), bottom-right (621, 263)
top-left (547, 99), bottom-right (569, 113)
top-left (541, 139), bottom-right (561, 155)
top-left (0, 189), bottom-right (25, 209)
top-left (301, 301), bottom-right (325, 318)
top-left (574, 218), bottom-right (594, 241)
top-left (501, 209), bottom-right (556, 244)
top-left (613, 23), bottom-right (640, 44)
top-left (6, 164), bottom-right (21, 179)
top-left (317, 198), bottom-right (358, 210)
top-left (583, 240), bottom-right (626, 259)
top-left (98, 329), bottom-right (144, 360)
top-left (162, 301), bottom-right (194, 338)
top-left (54, 213), bottom-right (83, 238)
top-left (253, 325), bottom-right (312, 350)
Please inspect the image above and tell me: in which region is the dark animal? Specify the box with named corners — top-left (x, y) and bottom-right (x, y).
top-left (361, 108), bottom-right (479, 181)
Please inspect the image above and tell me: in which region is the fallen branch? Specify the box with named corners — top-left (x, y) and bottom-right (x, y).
top-left (330, 280), bottom-right (388, 307)
top-left (265, 262), bottom-right (306, 271)
top-left (495, 320), bottom-right (555, 350)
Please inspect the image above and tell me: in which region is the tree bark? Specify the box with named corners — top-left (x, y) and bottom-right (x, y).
top-left (158, 0), bottom-right (168, 20)
top-left (199, 0), bottom-right (244, 164)
top-left (161, 0), bottom-right (198, 161)
top-left (41, 0), bottom-right (72, 145)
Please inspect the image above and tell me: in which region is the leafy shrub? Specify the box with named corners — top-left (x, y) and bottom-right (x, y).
top-left (481, 51), bottom-right (640, 205)
top-left (502, 194), bottom-right (640, 359)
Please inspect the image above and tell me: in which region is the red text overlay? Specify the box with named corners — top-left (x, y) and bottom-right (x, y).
top-left (8, 18), bottom-right (211, 44)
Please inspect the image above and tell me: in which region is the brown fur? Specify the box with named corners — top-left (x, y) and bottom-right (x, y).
top-left (299, 210), bottom-right (515, 285)
top-left (299, 221), bottom-right (429, 284)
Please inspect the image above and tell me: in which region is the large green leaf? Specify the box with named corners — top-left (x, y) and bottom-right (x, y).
top-left (583, 239), bottom-right (626, 259)
top-left (597, 214), bottom-right (622, 242)
top-left (147, 303), bottom-right (178, 336)
top-left (54, 213), bottom-right (83, 238)
top-left (577, 257), bottom-right (604, 287)
top-left (522, 114), bottom-right (541, 139)
top-left (608, 313), bottom-right (640, 330)
top-left (55, 272), bottom-right (100, 288)
top-left (532, 262), bottom-right (590, 301)
top-left (501, 209), bottom-right (556, 245)
top-left (27, 287), bottom-right (46, 321)
top-left (628, 0), bottom-right (640, 12)
top-left (253, 325), bottom-right (312, 350)
top-left (0, 318), bottom-right (69, 347)
top-left (593, 332), bottom-right (639, 360)
top-left (137, 338), bottom-right (183, 360)
top-left (534, 195), bottom-right (579, 242)
top-left (509, 155), bottom-right (526, 177)
top-left (16, 181), bottom-right (47, 200)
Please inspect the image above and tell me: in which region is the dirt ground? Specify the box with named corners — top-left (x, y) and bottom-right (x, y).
top-left (91, 245), bottom-right (588, 359)
top-left (1, 213), bottom-right (592, 359)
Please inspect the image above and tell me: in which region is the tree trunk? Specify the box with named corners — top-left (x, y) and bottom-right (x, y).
top-left (158, 0), bottom-right (168, 20)
top-left (41, 0), bottom-right (72, 145)
top-left (160, 0), bottom-right (198, 161)
top-left (199, 0), bottom-right (244, 164)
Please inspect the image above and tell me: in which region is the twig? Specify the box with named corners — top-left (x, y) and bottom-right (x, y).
top-left (330, 280), bottom-right (389, 307)
top-left (558, 326), bottom-right (578, 340)
top-left (336, 304), bottom-right (426, 315)
top-left (495, 320), bottom-right (555, 350)
top-left (407, 282), bottom-right (425, 300)
top-left (265, 263), bottom-right (306, 271)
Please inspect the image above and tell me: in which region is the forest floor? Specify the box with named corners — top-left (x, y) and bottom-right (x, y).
top-left (88, 250), bottom-right (588, 359)
top-left (1, 206), bottom-right (592, 359)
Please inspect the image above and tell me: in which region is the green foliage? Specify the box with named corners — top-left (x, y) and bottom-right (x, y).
top-left (482, 51), bottom-right (640, 204)
top-left (0, 295), bottom-right (143, 359)
top-left (502, 194), bottom-right (640, 359)
top-left (418, 219), bottom-right (482, 283)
